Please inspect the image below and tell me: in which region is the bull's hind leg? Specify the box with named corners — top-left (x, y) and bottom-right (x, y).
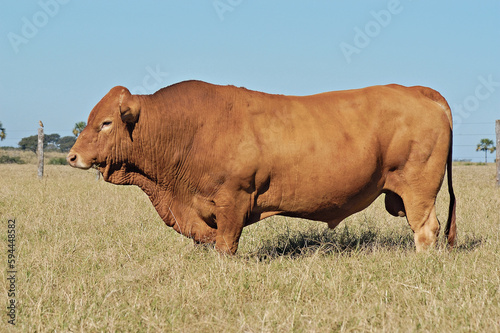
top-left (403, 196), bottom-right (441, 251)
top-left (386, 164), bottom-right (446, 251)
top-left (389, 132), bottom-right (449, 251)
top-left (383, 187), bottom-right (440, 251)
top-left (392, 163), bottom-right (444, 251)
top-left (385, 190), bottom-right (440, 250)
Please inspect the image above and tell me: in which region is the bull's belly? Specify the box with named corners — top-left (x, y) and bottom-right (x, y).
top-left (255, 167), bottom-right (384, 225)
top-left (279, 188), bottom-right (381, 222)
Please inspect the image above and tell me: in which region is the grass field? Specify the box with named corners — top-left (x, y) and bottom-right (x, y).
top-left (1, 154), bottom-right (499, 332)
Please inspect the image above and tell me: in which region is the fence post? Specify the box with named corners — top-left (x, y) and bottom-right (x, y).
top-left (37, 120), bottom-right (44, 179)
top-left (496, 119), bottom-right (499, 186)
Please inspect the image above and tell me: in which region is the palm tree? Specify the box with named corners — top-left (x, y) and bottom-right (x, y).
top-left (476, 138), bottom-right (496, 163)
top-left (0, 121), bottom-right (5, 141)
top-left (72, 121), bottom-right (86, 137)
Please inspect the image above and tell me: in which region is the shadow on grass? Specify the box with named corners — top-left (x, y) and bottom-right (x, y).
top-left (246, 226), bottom-right (483, 260)
top-left (455, 234), bottom-right (483, 252)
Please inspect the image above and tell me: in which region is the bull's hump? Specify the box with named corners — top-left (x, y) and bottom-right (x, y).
top-left (107, 85), bottom-right (130, 97)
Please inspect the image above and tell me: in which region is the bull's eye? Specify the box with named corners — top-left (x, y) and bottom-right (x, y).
top-left (101, 121), bottom-right (112, 130)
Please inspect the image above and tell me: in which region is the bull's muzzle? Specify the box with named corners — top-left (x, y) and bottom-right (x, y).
top-left (66, 152), bottom-right (91, 169)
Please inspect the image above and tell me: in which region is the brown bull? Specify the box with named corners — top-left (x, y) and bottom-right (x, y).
top-left (67, 81), bottom-right (456, 254)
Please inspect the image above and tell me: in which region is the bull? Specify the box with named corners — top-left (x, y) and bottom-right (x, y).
top-left (67, 81), bottom-right (456, 254)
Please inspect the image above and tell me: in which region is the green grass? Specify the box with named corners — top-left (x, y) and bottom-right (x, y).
top-left (1, 162), bottom-right (499, 332)
top-left (0, 155), bottom-right (25, 164)
top-left (47, 157), bottom-right (68, 165)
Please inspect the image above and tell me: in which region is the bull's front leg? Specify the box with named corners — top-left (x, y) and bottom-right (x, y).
top-left (213, 190), bottom-right (249, 255)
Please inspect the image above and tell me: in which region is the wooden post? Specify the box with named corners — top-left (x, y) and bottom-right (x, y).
top-left (496, 119), bottom-right (500, 186)
top-left (37, 121), bottom-right (44, 179)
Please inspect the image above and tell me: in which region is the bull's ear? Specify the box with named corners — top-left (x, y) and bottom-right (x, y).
top-left (118, 88), bottom-right (141, 124)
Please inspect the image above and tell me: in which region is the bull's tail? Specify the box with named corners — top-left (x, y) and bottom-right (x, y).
top-left (444, 133), bottom-right (457, 247)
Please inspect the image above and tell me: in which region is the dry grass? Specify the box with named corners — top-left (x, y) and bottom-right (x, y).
top-left (0, 148), bottom-right (65, 165)
top-left (1, 157), bottom-right (499, 332)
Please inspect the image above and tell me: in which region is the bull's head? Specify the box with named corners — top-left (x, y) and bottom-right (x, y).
top-left (67, 86), bottom-right (141, 175)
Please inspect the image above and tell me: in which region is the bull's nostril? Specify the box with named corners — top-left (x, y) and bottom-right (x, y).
top-left (68, 153), bottom-right (77, 162)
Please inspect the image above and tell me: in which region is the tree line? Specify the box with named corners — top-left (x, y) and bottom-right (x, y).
top-left (19, 134), bottom-right (76, 153)
top-left (0, 121), bottom-right (86, 153)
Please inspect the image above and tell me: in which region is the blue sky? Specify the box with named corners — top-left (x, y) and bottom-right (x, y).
top-left (1, 1), bottom-right (499, 161)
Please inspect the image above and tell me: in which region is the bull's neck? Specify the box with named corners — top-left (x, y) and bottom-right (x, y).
top-left (125, 95), bottom-right (197, 193)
